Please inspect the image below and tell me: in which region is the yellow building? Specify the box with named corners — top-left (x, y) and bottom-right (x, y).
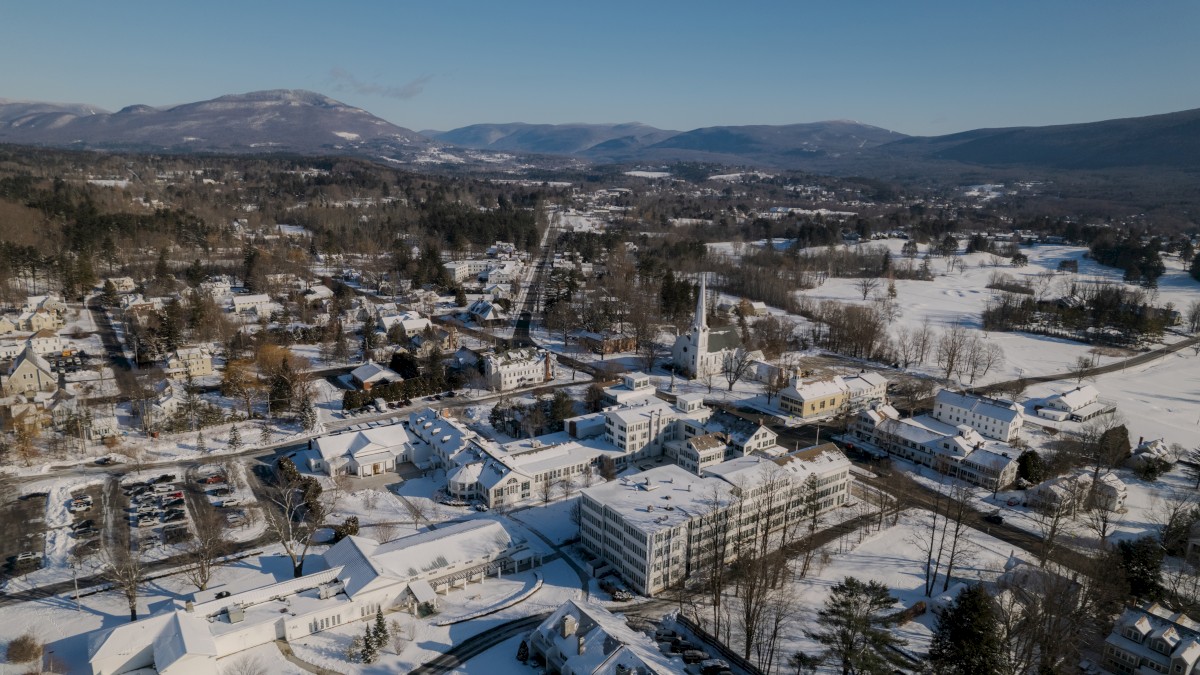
top-left (780, 378), bottom-right (848, 418)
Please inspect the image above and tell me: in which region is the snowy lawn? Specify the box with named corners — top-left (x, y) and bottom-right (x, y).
top-left (727, 510), bottom-right (1034, 673)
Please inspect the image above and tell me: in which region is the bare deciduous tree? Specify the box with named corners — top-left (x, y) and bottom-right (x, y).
top-left (182, 505), bottom-right (231, 591)
top-left (855, 276), bottom-right (880, 300)
top-left (262, 473), bottom-right (327, 578)
top-left (722, 349), bottom-right (756, 392)
top-left (100, 531), bottom-right (145, 621)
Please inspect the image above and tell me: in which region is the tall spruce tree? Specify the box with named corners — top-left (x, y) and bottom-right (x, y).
top-left (929, 584), bottom-right (1003, 675)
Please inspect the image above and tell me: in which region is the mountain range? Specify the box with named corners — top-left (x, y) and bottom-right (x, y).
top-left (0, 90), bottom-right (432, 158)
top-left (2, 89), bottom-right (1199, 175)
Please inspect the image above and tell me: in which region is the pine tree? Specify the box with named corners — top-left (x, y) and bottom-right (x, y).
top-left (929, 584), bottom-right (1003, 675)
top-left (195, 431), bottom-right (206, 453)
top-left (227, 424), bottom-right (242, 453)
top-left (806, 577), bottom-right (904, 675)
top-left (516, 639), bottom-right (529, 662)
top-left (360, 622), bottom-right (378, 663)
top-left (259, 424), bottom-right (273, 447)
top-left (373, 608), bottom-right (389, 651)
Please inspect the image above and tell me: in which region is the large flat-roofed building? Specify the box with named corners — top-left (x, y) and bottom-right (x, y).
top-left (579, 443), bottom-right (851, 597)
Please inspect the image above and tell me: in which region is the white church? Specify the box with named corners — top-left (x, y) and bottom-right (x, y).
top-left (671, 277), bottom-right (760, 379)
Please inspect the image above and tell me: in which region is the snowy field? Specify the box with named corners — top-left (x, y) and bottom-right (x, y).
top-left (752, 510), bottom-right (1035, 672)
top-left (791, 242), bottom-right (1199, 386)
top-left (1024, 345), bottom-right (1200, 449)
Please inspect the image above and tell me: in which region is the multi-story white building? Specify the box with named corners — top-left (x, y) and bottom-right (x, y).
top-left (600, 394), bottom-right (710, 466)
top-left (931, 390), bottom-right (1023, 442)
top-left (443, 259), bottom-right (494, 283)
top-left (483, 347), bottom-right (555, 391)
top-left (579, 444), bottom-right (851, 597)
top-left (1103, 602), bottom-right (1200, 675)
top-left (850, 404), bottom-right (1018, 490)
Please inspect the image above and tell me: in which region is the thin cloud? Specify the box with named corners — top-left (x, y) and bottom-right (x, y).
top-left (329, 68), bottom-right (432, 100)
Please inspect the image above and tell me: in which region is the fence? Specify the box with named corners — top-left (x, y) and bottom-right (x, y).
top-left (676, 613), bottom-right (766, 675)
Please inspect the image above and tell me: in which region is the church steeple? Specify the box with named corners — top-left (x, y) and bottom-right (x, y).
top-left (693, 276), bottom-right (707, 330)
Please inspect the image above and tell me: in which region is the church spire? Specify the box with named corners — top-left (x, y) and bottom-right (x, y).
top-left (693, 275), bottom-right (707, 331)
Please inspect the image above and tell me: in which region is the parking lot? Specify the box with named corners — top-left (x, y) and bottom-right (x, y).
top-left (122, 472), bottom-right (193, 551)
top-left (64, 483), bottom-right (108, 561)
top-left (0, 493), bottom-right (48, 581)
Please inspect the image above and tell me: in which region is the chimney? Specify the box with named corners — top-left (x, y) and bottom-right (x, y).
top-left (577, 635), bottom-right (586, 656)
top-left (185, 601), bottom-right (194, 613)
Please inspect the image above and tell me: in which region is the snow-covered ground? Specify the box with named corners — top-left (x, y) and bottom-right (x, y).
top-left (792, 242), bottom-right (1199, 387)
top-left (286, 557), bottom-right (581, 674)
top-left (0, 543), bottom-right (306, 674)
top-left (745, 510), bottom-right (1034, 672)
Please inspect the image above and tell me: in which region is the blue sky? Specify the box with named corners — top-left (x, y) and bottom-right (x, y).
top-left (1, 1), bottom-right (1197, 136)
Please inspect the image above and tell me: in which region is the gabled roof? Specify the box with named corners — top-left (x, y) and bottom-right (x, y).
top-left (10, 342), bottom-right (52, 376)
top-left (153, 611), bottom-right (218, 672)
top-left (935, 389), bottom-right (1022, 424)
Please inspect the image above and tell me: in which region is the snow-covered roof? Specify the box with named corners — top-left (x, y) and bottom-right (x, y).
top-left (534, 600), bottom-right (679, 674)
top-left (11, 342), bottom-right (52, 376)
top-left (314, 423), bottom-right (413, 463)
top-left (153, 611), bottom-right (218, 672)
top-left (783, 376), bottom-right (846, 401)
top-left (1049, 385), bottom-right (1099, 411)
top-left (935, 390), bottom-right (1022, 424)
top-left (350, 361), bottom-right (402, 385)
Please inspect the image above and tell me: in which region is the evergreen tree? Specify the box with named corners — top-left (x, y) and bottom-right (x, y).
top-left (195, 431), bottom-right (206, 454)
top-left (227, 424), bottom-right (242, 453)
top-left (455, 286), bottom-right (467, 307)
top-left (259, 424), bottom-right (273, 447)
top-left (929, 584), bottom-right (1003, 675)
top-left (100, 279), bottom-right (120, 307)
top-left (516, 640), bottom-right (529, 662)
top-left (806, 576), bottom-right (903, 675)
top-left (362, 313), bottom-right (378, 354)
top-left (360, 622), bottom-right (378, 663)
top-left (1118, 535), bottom-right (1164, 599)
top-left (373, 608), bottom-right (389, 652)
top-left (1016, 449), bottom-right (1045, 483)
top-left (1191, 254), bottom-right (1200, 283)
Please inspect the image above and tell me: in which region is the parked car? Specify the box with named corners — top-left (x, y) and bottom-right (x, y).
top-left (153, 474), bottom-right (176, 484)
top-left (74, 527), bottom-right (99, 538)
top-left (137, 516), bottom-right (157, 528)
top-left (95, 457), bottom-right (114, 465)
top-left (984, 512), bottom-right (1004, 525)
top-left (210, 487), bottom-right (232, 497)
top-left (218, 499), bottom-right (242, 508)
top-left (72, 518), bottom-right (95, 530)
top-left (162, 511), bottom-right (186, 523)
top-left (203, 475), bottom-right (226, 485)
top-left (682, 650), bottom-right (711, 664)
top-left (161, 498), bottom-right (185, 508)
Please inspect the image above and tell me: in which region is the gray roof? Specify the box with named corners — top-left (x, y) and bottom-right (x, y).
top-left (707, 326), bottom-right (742, 353)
